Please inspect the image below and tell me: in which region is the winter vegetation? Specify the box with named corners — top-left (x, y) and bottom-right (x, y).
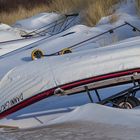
top-left (136, 0), bottom-right (140, 15)
top-left (0, 0), bottom-right (50, 24)
top-left (0, 0), bottom-right (121, 26)
top-left (2, 0), bottom-right (140, 26)
top-left (49, 0), bottom-right (121, 26)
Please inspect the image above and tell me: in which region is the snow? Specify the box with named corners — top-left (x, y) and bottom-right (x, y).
top-left (0, 23), bottom-right (24, 42)
top-left (0, 21), bottom-right (139, 80)
top-left (47, 103), bottom-right (140, 127)
top-left (0, 30), bottom-right (22, 42)
top-left (0, 12), bottom-right (78, 43)
top-left (0, 24), bottom-right (100, 79)
top-left (0, 36), bottom-right (45, 56)
top-left (0, 23), bottom-right (11, 30)
top-left (95, 0), bottom-right (140, 42)
top-left (0, 12), bottom-right (80, 57)
top-left (0, 103), bottom-right (140, 130)
top-left (0, 0), bottom-right (140, 139)
top-left (13, 13), bottom-right (65, 31)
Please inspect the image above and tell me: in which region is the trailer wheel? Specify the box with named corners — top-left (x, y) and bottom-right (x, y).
top-left (113, 96), bottom-right (140, 109)
top-left (31, 49), bottom-right (44, 60)
top-left (60, 48), bottom-right (72, 55)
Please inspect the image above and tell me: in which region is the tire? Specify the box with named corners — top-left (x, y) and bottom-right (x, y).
top-left (31, 49), bottom-right (44, 60)
top-left (60, 48), bottom-right (72, 55)
top-left (113, 96), bottom-right (140, 109)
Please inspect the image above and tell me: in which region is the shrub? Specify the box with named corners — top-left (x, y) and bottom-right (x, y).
top-left (0, 0), bottom-right (121, 26)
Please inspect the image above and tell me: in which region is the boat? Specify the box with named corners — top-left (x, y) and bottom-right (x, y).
top-left (0, 42), bottom-right (140, 119)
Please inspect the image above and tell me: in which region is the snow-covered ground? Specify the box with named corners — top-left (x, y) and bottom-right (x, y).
top-left (0, 103), bottom-right (140, 140)
top-left (0, 0), bottom-right (140, 139)
top-left (1, 103), bottom-right (140, 129)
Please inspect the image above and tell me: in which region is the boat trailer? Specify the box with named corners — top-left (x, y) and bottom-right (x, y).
top-left (54, 76), bottom-right (140, 109)
top-left (82, 78), bottom-right (140, 109)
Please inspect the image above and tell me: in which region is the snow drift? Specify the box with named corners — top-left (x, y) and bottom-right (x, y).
top-left (47, 103), bottom-right (140, 128)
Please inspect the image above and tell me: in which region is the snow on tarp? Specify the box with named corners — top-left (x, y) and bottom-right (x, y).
top-left (0, 23), bottom-right (11, 31)
top-left (0, 13), bottom-right (66, 43)
top-left (0, 25), bottom-right (92, 57)
top-left (0, 24), bottom-right (100, 79)
top-left (1, 41), bottom-right (140, 116)
top-left (0, 22), bottom-right (139, 78)
top-left (13, 13), bottom-right (66, 31)
top-left (36, 25), bottom-right (101, 54)
top-left (1, 19), bottom-right (139, 78)
top-left (0, 36), bottom-right (45, 56)
top-left (0, 23), bottom-right (24, 42)
top-left (0, 30), bottom-right (22, 42)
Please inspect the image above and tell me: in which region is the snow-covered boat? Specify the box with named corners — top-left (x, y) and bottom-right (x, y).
top-left (0, 42), bottom-right (140, 119)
